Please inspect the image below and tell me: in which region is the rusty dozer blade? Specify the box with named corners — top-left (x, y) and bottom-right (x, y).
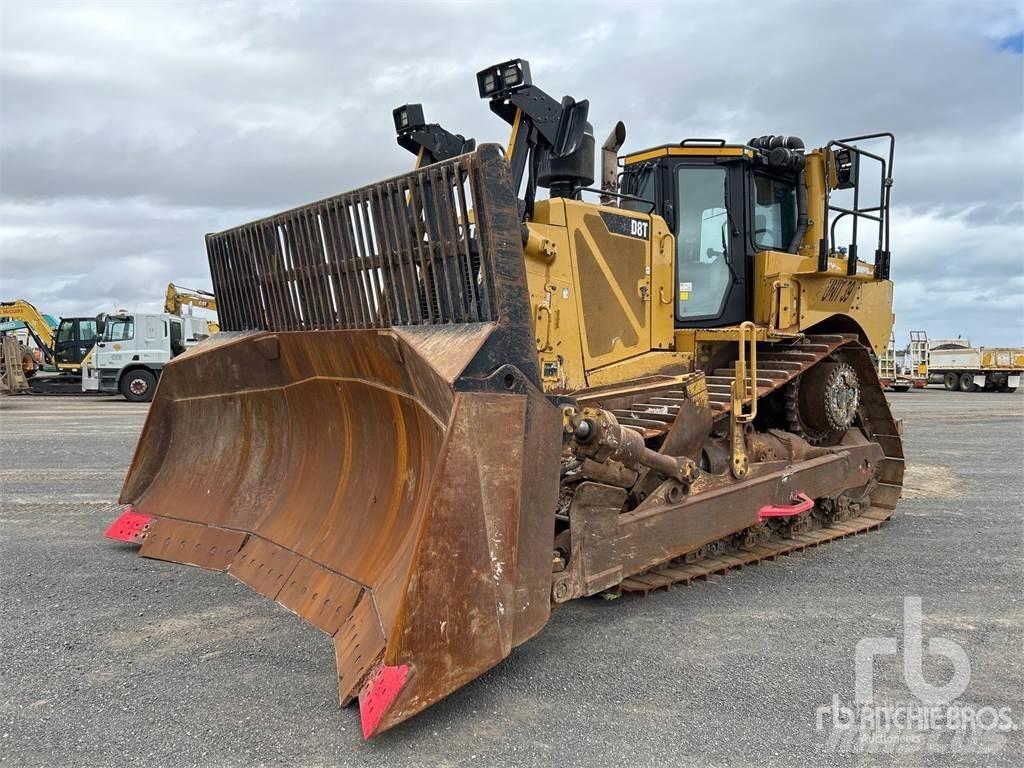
top-left (116, 145), bottom-right (561, 737)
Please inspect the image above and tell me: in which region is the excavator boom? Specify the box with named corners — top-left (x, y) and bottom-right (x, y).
top-left (0, 300), bottom-right (56, 356)
top-left (164, 284), bottom-right (220, 333)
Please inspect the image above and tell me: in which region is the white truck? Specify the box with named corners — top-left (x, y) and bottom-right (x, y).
top-left (83, 311), bottom-right (213, 402)
top-left (913, 333), bottom-right (1023, 393)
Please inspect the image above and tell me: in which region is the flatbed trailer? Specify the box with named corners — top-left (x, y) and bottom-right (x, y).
top-left (911, 332), bottom-right (1023, 392)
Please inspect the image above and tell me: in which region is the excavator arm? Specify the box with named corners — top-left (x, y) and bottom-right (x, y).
top-left (0, 299), bottom-right (56, 362)
top-left (164, 284), bottom-right (219, 332)
top-left (164, 283), bottom-right (216, 313)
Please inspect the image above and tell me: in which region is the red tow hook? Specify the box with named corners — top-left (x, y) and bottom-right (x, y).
top-left (758, 492), bottom-right (814, 520)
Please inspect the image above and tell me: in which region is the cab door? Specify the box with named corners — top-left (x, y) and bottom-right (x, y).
top-left (668, 160), bottom-right (749, 328)
top-left (169, 318), bottom-right (185, 356)
top-left (53, 319), bottom-right (97, 366)
top-left (76, 319), bottom-right (99, 361)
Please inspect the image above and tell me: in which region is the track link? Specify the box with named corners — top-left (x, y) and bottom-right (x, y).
top-left (620, 507), bottom-right (892, 593)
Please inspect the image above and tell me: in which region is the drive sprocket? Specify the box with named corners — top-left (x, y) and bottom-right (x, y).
top-left (785, 360), bottom-right (860, 445)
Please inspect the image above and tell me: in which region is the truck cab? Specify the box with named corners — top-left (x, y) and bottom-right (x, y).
top-left (89, 312), bottom-right (212, 401)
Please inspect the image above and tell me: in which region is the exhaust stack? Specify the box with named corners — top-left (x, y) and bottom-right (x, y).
top-left (600, 121), bottom-right (626, 205)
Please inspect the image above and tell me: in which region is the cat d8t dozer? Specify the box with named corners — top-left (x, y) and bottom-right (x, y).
top-left (108, 59), bottom-right (903, 738)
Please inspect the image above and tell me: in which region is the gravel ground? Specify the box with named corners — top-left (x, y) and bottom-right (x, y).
top-left (1, 389), bottom-right (1021, 767)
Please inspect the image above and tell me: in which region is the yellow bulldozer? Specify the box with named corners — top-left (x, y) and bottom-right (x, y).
top-left (106, 59), bottom-right (903, 738)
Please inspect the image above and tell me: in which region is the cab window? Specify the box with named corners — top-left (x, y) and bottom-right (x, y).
top-left (675, 166), bottom-right (731, 320)
top-left (104, 318), bottom-right (134, 341)
top-left (78, 320), bottom-right (98, 344)
top-left (619, 164), bottom-right (656, 213)
top-left (753, 175), bottom-right (797, 250)
top-left (56, 322), bottom-right (75, 343)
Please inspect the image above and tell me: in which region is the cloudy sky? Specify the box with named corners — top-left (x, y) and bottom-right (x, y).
top-left (1, 0), bottom-right (1022, 346)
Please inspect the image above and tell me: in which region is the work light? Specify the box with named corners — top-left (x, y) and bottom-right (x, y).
top-left (393, 103), bottom-right (426, 135)
top-left (476, 58), bottom-right (532, 99)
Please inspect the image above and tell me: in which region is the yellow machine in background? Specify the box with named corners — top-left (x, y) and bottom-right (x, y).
top-left (0, 299), bottom-right (102, 379)
top-left (3, 289), bottom-right (217, 397)
top-left (109, 58), bottom-right (903, 738)
top-left (164, 284), bottom-right (219, 333)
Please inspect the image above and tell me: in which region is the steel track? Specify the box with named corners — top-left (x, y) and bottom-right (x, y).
top-left (613, 334), bottom-right (905, 594)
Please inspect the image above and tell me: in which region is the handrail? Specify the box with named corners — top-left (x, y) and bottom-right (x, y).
top-left (819, 132), bottom-right (895, 279)
top-left (730, 321), bottom-right (758, 478)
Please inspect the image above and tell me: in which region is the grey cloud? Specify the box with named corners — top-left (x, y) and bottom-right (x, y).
top-left (1, 0), bottom-right (1022, 345)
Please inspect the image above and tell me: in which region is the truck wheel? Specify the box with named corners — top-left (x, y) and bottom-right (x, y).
top-left (959, 373), bottom-right (976, 392)
top-left (120, 369), bottom-right (156, 403)
top-left (1006, 387), bottom-right (1018, 394)
top-left (943, 372), bottom-right (959, 391)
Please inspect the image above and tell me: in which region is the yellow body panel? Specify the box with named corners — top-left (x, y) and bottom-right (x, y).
top-left (523, 143), bottom-right (895, 393)
top-left (526, 199), bottom-right (674, 391)
top-left (753, 249), bottom-right (894, 356)
top-left (802, 150), bottom-right (828, 251)
top-left (977, 349), bottom-right (1024, 368)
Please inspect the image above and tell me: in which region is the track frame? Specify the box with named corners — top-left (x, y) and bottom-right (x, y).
top-left (553, 335), bottom-right (905, 599)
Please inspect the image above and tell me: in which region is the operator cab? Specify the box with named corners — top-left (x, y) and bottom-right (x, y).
top-left (53, 316), bottom-right (102, 367)
top-left (619, 138), bottom-right (803, 329)
top-left (472, 57), bottom-right (893, 337)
